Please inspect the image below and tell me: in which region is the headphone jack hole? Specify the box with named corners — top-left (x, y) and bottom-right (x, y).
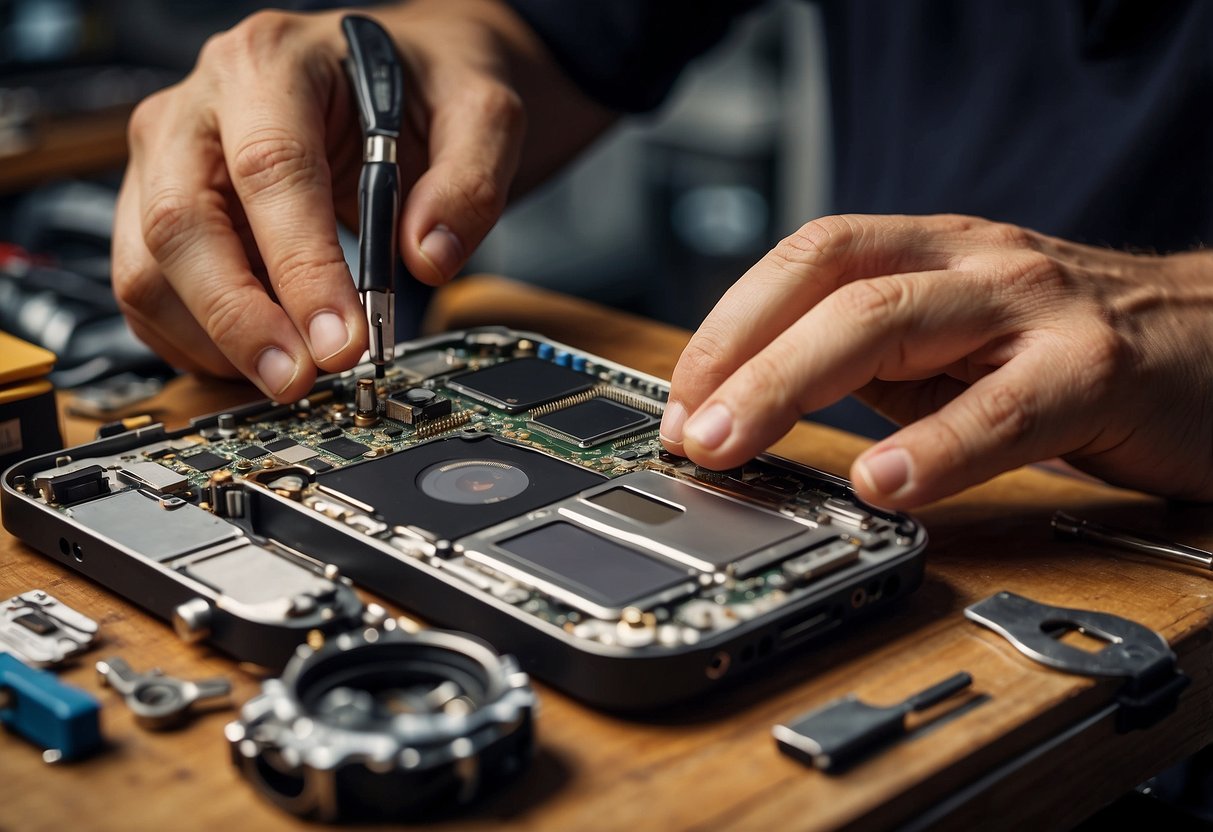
top-left (705, 651), bottom-right (731, 680)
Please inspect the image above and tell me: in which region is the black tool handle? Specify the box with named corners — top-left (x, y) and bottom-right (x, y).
top-left (357, 162), bottom-right (399, 293)
top-left (342, 16), bottom-right (403, 138)
top-left (902, 671), bottom-right (973, 713)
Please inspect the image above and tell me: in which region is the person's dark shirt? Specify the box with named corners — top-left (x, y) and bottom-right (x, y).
top-left (506, 0), bottom-right (1213, 254)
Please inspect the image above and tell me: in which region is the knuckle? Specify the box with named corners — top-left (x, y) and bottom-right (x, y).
top-left (196, 31), bottom-right (231, 67)
top-left (1001, 250), bottom-right (1065, 297)
top-left (926, 415), bottom-right (968, 468)
top-left (1079, 326), bottom-right (1129, 397)
top-left (775, 214), bottom-right (857, 269)
top-left (970, 383), bottom-right (1034, 445)
top-left (742, 348), bottom-right (800, 414)
top-left (474, 84), bottom-right (525, 131)
top-left (141, 190), bottom-right (193, 261)
top-left (213, 10), bottom-right (295, 59)
top-left (672, 327), bottom-right (730, 389)
top-left (232, 131), bottom-right (317, 198)
top-left (985, 221), bottom-right (1037, 250)
top-left (934, 213), bottom-right (983, 234)
top-left (112, 262), bottom-right (162, 314)
top-left (272, 248), bottom-right (346, 298)
top-left (201, 292), bottom-right (256, 350)
top-left (448, 168), bottom-right (505, 227)
top-left (127, 92), bottom-right (166, 145)
top-left (833, 277), bottom-right (906, 329)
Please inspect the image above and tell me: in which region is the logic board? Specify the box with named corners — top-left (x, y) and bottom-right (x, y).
top-left (1, 328), bottom-right (927, 709)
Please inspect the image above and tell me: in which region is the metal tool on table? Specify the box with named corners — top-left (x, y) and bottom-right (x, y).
top-left (966, 591), bottom-right (1188, 731)
top-left (0, 652), bottom-right (102, 762)
top-left (342, 14), bottom-right (404, 380)
top-left (773, 671), bottom-right (974, 772)
top-left (227, 626), bottom-right (536, 821)
top-left (0, 590), bottom-right (98, 667)
top-left (95, 656), bottom-right (231, 730)
top-left (1052, 511), bottom-right (1213, 573)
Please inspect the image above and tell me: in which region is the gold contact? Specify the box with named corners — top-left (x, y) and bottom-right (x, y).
top-left (414, 410), bottom-right (473, 438)
top-left (529, 384), bottom-right (664, 420)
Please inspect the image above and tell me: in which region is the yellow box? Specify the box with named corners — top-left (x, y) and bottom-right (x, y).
top-left (0, 331), bottom-right (62, 471)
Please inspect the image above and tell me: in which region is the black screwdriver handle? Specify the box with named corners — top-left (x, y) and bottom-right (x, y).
top-left (901, 671), bottom-right (973, 714)
top-left (342, 15), bottom-right (403, 138)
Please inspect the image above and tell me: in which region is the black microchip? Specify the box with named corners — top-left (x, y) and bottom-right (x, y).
top-left (14, 610), bottom-right (58, 635)
top-left (382, 425), bottom-right (403, 438)
top-left (449, 357), bottom-right (595, 412)
top-left (615, 450), bottom-right (640, 460)
top-left (237, 445), bottom-right (268, 459)
top-left (532, 399), bottom-right (654, 447)
top-left (317, 435), bottom-right (605, 540)
top-left (319, 426), bottom-right (343, 439)
top-left (319, 437), bottom-right (370, 460)
top-left (264, 437), bottom-right (296, 452)
top-left (182, 450), bottom-right (228, 472)
top-left (257, 430), bottom-right (277, 442)
top-left (307, 458), bottom-right (334, 474)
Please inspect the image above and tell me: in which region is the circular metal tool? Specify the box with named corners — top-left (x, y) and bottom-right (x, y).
top-left (226, 625), bottom-right (536, 821)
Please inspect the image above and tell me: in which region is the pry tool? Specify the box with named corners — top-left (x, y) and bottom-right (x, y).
top-left (1052, 511), bottom-right (1213, 573)
top-left (773, 672), bottom-right (973, 771)
top-left (342, 15), bottom-right (404, 380)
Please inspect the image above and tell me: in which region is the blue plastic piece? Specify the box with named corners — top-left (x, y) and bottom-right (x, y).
top-left (571, 356), bottom-right (587, 372)
top-left (536, 343), bottom-right (554, 361)
top-left (0, 652), bottom-right (102, 761)
top-left (554, 351), bottom-right (570, 367)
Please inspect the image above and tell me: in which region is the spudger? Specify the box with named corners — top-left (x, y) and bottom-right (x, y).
top-left (1052, 511), bottom-right (1213, 572)
top-left (342, 15), bottom-right (403, 379)
top-left (773, 672), bottom-right (973, 771)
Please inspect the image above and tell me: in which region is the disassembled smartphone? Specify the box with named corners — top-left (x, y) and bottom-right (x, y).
top-left (1, 328), bottom-right (927, 709)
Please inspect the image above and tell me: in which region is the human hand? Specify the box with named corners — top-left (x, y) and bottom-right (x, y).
top-left (661, 214), bottom-right (1213, 508)
top-left (111, 2), bottom-right (559, 401)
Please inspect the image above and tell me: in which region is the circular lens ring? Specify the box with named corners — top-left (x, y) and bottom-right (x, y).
top-left (228, 628), bottom-right (536, 821)
top-left (417, 458), bottom-right (531, 505)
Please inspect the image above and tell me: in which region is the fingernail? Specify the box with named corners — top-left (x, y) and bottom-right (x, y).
top-left (856, 447), bottom-right (912, 497)
top-left (660, 401), bottom-right (687, 445)
top-left (418, 224), bottom-right (464, 280)
top-left (256, 347), bottom-right (299, 397)
top-left (308, 311), bottom-right (351, 361)
top-left (684, 403), bottom-right (732, 451)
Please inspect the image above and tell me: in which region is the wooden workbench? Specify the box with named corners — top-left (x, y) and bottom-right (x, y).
top-left (2, 275), bottom-right (1211, 831)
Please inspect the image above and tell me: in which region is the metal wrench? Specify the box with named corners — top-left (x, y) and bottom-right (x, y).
top-left (96, 656), bottom-right (231, 730)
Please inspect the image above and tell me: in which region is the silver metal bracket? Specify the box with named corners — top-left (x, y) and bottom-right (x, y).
top-left (965, 591), bottom-right (1189, 731)
top-left (0, 590), bottom-right (98, 667)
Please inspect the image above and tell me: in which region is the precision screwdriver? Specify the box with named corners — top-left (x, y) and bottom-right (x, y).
top-left (342, 15), bottom-right (404, 379)
top-left (1052, 510), bottom-right (1213, 572)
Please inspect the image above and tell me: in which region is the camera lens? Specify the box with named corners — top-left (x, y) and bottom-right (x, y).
top-left (417, 459), bottom-right (530, 505)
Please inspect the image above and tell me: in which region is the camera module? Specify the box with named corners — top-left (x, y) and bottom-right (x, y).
top-left (418, 459), bottom-right (531, 505)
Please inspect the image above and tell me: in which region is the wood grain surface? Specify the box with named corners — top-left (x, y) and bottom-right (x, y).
top-left (2, 275), bottom-right (1211, 832)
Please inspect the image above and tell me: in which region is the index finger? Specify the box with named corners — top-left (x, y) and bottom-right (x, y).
top-left (219, 62), bottom-right (367, 372)
top-left (661, 214), bottom-right (952, 451)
